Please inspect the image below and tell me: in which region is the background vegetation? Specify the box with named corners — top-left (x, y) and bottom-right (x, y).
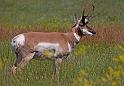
top-left (0, 0), bottom-right (124, 28)
top-left (0, 0), bottom-right (124, 86)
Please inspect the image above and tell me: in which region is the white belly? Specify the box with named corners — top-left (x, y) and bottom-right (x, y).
top-left (34, 42), bottom-right (61, 57)
top-left (35, 42), bottom-right (59, 51)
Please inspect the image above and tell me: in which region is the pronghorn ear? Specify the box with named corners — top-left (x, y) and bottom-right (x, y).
top-left (85, 17), bottom-right (89, 24)
top-left (73, 14), bottom-right (78, 23)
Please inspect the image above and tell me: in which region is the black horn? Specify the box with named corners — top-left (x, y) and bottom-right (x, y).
top-left (82, 8), bottom-right (85, 17)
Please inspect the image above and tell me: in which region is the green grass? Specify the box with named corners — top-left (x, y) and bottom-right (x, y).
top-left (0, 0), bottom-right (124, 28)
top-left (0, 41), bottom-right (124, 86)
top-left (0, 0), bottom-right (124, 86)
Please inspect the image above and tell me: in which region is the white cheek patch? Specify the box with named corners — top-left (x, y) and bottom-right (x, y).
top-left (73, 33), bottom-right (80, 41)
top-left (67, 42), bottom-right (72, 52)
top-left (82, 29), bottom-right (93, 35)
top-left (11, 34), bottom-right (25, 51)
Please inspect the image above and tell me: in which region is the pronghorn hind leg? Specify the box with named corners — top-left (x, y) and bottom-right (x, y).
top-left (54, 57), bottom-right (62, 80)
top-left (12, 53), bottom-right (22, 74)
top-left (12, 52), bottom-right (35, 74)
top-left (19, 52), bottom-right (35, 70)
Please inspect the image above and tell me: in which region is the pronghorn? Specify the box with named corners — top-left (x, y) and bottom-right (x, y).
top-left (11, 10), bottom-right (96, 78)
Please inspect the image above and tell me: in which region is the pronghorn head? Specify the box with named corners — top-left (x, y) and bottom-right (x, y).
top-left (73, 9), bottom-right (96, 36)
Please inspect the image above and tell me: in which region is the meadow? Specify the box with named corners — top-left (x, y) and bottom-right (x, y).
top-left (0, 0), bottom-right (124, 86)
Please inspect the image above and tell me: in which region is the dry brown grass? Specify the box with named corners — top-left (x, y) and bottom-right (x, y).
top-left (82, 25), bottom-right (124, 44)
top-left (0, 25), bottom-right (124, 44)
top-left (0, 27), bottom-right (46, 41)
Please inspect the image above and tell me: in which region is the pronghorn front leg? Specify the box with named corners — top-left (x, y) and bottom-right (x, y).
top-left (55, 57), bottom-right (62, 80)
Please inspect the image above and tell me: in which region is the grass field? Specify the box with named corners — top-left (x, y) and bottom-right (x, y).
top-left (0, 0), bottom-right (124, 86)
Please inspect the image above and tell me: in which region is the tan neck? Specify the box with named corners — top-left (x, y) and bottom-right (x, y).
top-left (65, 27), bottom-right (82, 48)
top-left (72, 27), bottom-right (82, 42)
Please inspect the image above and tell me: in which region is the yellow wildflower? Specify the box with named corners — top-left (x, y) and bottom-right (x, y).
top-left (118, 54), bottom-right (124, 63)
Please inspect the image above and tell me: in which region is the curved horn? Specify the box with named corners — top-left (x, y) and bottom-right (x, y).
top-left (89, 4), bottom-right (95, 16)
top-left (92, 4), bottom-right (95, 12)
top-left (83, 3), bottom-right (95, 17)
top-left (86, 4), bottom-right (95, 20)
top-left (82, 8), bottom-right (85, 17)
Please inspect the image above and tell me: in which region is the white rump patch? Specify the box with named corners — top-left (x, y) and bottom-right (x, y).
top-left (73, 33), bottom-right (80, 41)
top-left (11, 34), bottom-right (25, 51)
top-left (67, 42), bottom-right (72, 52)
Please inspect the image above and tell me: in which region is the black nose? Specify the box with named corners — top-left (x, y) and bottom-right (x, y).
top-left (92, 31), bottom-right (96, 34)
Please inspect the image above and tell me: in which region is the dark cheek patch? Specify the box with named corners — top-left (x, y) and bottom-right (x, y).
top-left (78, 28), bottom-right (83, 36)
